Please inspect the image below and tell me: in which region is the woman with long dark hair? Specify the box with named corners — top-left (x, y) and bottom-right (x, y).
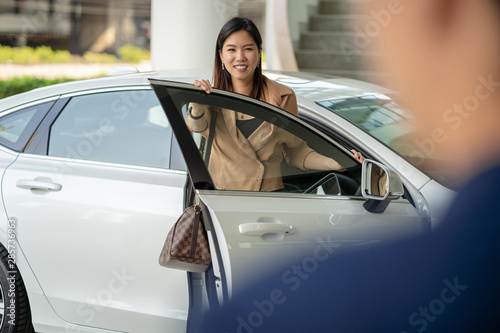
top-left (188, 17), bottom-right (364, 191)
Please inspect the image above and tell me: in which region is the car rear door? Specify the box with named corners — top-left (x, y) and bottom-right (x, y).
top-left (2, 88), bottom-right (189, 332)
top-left (150, 80), bottom-right (430, 301)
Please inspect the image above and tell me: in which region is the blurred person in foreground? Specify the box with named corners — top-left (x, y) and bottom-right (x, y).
top-left (198, 0), bottom-right (500, 332)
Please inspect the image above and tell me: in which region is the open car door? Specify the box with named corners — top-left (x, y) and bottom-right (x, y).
top-left (149, 80), bottom-right (430, 312)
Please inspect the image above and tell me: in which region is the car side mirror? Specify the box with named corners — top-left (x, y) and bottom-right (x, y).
top-left (361, 159), bottom-right (404, 213)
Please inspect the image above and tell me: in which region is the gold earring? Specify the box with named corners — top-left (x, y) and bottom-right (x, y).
top-left (257, 60), bottom-right (260, 68)
top-left (222, 62), bottom-right (225, 70)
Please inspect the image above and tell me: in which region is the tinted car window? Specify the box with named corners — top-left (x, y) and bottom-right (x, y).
top-left (191, 105), bottom-right (360, 195)
top-left (48, 90), bottom-right (172, 169)
top-left (0, 102), bottom-right (53, 152)
top-left (156, 84), bottom-right (362, 196)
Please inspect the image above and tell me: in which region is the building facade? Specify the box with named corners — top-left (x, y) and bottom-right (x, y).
top-left (0, 0), bottom-right (151, 54)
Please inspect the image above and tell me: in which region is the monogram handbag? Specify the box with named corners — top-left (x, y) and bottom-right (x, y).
top-left (158, 204), bottom-right (211, 272)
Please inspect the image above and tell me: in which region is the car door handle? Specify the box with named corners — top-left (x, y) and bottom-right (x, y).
top-left (239, 223), bottom-right (295, 236)
top-left (16, 179), bottom-right (62, 191)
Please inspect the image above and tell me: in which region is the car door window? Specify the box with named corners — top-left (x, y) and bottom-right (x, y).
top-left (0, 101), bottom-right (53, 151)
top-left (154, 83), bottom-right (363, 196)
top-left (48, 90), bottom-right (173, 169)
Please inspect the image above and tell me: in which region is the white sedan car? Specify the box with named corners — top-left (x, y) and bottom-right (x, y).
top-left (0, 70), bottom-right (454, 332)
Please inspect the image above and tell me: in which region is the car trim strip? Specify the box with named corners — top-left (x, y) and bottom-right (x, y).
top-left (196, 189), bottom-right (367, 201)
top-left (0, 96), bottom-right (60, 118)
top-left (60, 86), bottom-right (151, 99)
top-left (16, 153), bottom-right (188, 175)
top-left (0, 145), bottom-right (20, 156)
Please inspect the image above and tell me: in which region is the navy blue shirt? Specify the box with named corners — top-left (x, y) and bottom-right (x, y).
top-left (200, 166), bottom-right (500, 333)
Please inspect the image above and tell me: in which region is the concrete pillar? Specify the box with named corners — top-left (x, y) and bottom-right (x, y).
top-left (151, 0), bottom-right (238, 71)
top-left (265, 0), bottom-right (298, 71)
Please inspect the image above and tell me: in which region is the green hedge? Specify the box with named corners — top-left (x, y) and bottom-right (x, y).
top-left (0, 45), bottom-right (150, 64)
top-left (82, 51), bottom-right (119, 63)
top-left (0, 77), bottom-right (75, 99)
top-left (118, 44), bottom-right (150, 63)
top-left (0, 45), bottom-right (73, 64)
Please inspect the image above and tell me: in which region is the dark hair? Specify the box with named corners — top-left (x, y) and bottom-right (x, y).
top-left (213, 17), bottom-right (265, 100)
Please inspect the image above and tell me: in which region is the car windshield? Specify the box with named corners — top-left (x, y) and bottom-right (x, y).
top-left (316, 95), bottom-right (456, 189)
top-left (317, 95), bottom-right (413, 147)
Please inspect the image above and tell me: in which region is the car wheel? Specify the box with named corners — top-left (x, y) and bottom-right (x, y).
top-left (0, 244), bottom-right (35, 333)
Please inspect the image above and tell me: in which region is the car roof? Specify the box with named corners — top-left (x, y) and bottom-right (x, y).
top-left (0, 69), bottom-right (393, 111)
top-left (265, 71), bottom-right (393, 101)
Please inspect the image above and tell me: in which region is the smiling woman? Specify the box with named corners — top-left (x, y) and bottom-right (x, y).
top-left (190, 17), bottom-right (364, 192)
top-left (193, 17), bottom-right (264, 99)
top-left (217, 29), bottom-right (262, 99)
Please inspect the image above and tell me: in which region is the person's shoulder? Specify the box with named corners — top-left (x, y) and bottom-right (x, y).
top-left (262, 76), bottom-right (297, 114)
top-left (263, 75), bottom-right (295, 99)
top-left (439, 164), bottom-right (500, 235)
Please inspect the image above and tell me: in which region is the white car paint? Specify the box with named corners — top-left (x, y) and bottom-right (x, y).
top-left (3, 154), bottom-right (189, 331)
top-left (198, 190), bottom-right (428, 293)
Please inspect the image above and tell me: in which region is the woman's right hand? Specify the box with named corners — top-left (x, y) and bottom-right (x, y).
top-left (193, 79), bottom-right (213, 94)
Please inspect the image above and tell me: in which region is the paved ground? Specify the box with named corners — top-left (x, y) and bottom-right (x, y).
top-left (0, 61), bottom-right (152, 79)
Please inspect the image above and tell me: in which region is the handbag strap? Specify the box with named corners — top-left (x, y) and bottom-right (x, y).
top-left (188, 186), bottom-right (196, 206)
top-left (203, 107), bottom-right (218, 166)
top-left (190, 205), bottom-right (202, 256)
top-left (190, 108), bottom-right (218, 207)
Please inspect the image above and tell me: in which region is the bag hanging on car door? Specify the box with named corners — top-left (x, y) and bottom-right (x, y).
top-left (158, 109), bottom-right (218, 272)
top-left (158, 203), bottom-right (211, 272)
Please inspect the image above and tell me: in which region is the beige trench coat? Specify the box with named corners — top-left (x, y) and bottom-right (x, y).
top-left (187, 76), bottom-right (314, 191)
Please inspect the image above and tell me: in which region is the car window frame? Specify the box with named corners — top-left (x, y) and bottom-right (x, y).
top-left (150, 79), bottom-right (363, 193)
top-left (24, 86), bottom-right (179, 171)
top-left (0, 98), bottom-right (57, 152)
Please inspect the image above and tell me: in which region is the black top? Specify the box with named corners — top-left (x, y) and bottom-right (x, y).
top-left (236, 118), bottom-right (264, 139)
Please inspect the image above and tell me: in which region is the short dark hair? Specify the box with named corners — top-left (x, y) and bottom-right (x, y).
top-left (212, 17), bottom-right (265, 100)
